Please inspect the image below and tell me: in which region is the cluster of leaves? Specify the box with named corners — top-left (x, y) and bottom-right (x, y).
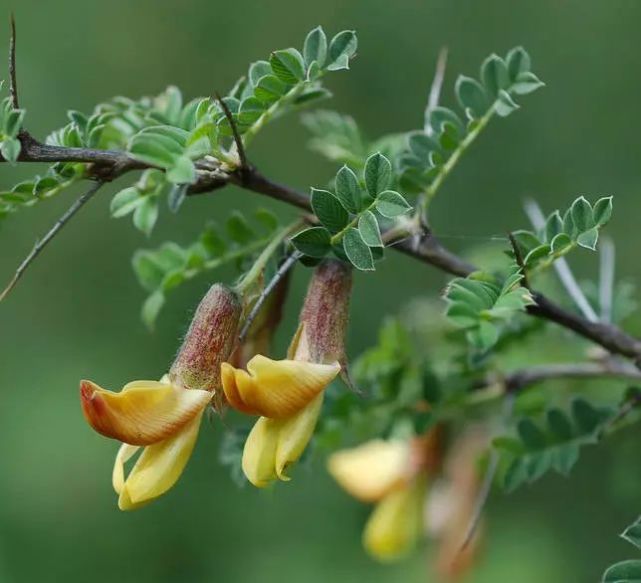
top-left (0, 81), bottom-right (24, 163)
top-left (398, 47), bottom-right (544, 195)
top-left (495, 398), bottom-right (613, 492)
top-left (602, 516), bottom-right (641, 582)
top-left (132, 209), bottom-right (280, 327)
top-left (512, 196), bottom-right (613, 270)
top-left (445, 266), bottom-right (535, 352)
top-left (222, 27), bottom-right (357, 140)
top-left (291, 152), bottom-right (411, 270)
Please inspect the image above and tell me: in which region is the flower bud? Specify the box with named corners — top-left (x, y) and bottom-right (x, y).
top-left (170, 283), bottom-right (241, 392)
top-left (296, 259), bottom-right (352, 364)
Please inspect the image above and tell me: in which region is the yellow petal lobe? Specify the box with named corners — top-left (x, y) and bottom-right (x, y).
top-left (328, 439), bottom-right (412, 503)
top-left (118, 410), bottom-right (204, 511)
top-left (80, 379), bottom-right (211, 445)
top-left (221, 355), bottom-right (339, 418)
top-left (112, 443), bottom-right (140, 495)
top-left (363, 477), bottom-right (426, 562)
top-left (241, 417), bottom-right (280, 488)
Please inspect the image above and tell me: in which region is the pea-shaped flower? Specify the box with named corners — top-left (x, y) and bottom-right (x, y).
top-left (80, 283), bottom-right (241, 510)
top-left (222, 260), bottom-right (352, 487)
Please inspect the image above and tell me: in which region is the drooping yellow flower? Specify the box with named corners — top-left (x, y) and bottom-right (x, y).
top-left (80, 283), bottom-right (241, 510)
top-left (328, 430), bottom-right (442, 562)
top-left (223, 260), bottom-right (352, 487)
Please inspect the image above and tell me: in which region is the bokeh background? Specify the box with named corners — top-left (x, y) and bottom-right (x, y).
top-left (1, 1), bottom-right (641, 581)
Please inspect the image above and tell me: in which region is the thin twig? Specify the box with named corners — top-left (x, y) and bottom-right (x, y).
top-left (8, 13), bottom-right (19, 109)
top-left (0, 181), bottom-right (104, 301)
top-left (424, 47), bottom-right (448, 135)
top-left (524, 198), bottom-right (599, 323)
top-left (599, 236), bottom-right (615, 324)
top-left (238, 250), bottom-right (301, 343)
top-left (459, 394), bottom-right (515, 551)
top-left (215, 91), bottom-right (248, 173)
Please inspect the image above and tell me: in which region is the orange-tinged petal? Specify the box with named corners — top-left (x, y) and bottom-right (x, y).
top-left (328, 439), bottom-right (412, 503)
top-left (118, 410), bottom-right (204, 511)
top-left (221, 355), bottom-right (339, 418)
top-left (80, 379), bottom-right (211, 445)
top-left (275, 393), bottom-right (323, 480)
top-left (363, 476), bottom-right (426, 562)
top-left (242, 416), bottom-right (280, 488)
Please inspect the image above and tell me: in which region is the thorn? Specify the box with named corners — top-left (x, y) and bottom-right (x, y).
top-left (8, 12), bottom-right (19, 109)
top-left (425, 46), bottom-right (448, 135)
top-left (214, 91), bottom-right (248, 175)
top-left (0, 181), bottom-right (103, 302)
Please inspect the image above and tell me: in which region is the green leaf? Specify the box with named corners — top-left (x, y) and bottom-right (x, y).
top-left (621, 518), bottom-right (641, 550)
top-left (358, 211), bottom-right (383, 247)
top-left (133, 197), bottom-right (159, 236)
top-left (291, 226), bottom-right (332, 258)
top-left (571, 196), bottom-right (594, 232)
top-left (270, 48), bottom-right (306, 84)
top-left (327, 30), bottom-right (357, 71)
top-left (513, 72), bottom-right (545, 95)
top-left (226, 213), bottom-right (255, 244)
top-left (495, 89), bottom-right (520, 117)
top-left (551, 233), bottom-right (572, 254)
top-left (0, 137), bottom-right (21, 163)
top-left (334, 165), bottom-right (361, 213)
top-left (506, 46), bottom-right (531, 81)
top-left (311, 188), bottom-right (349, 234)
top-left (375, 190), bottom-right (411, 218)
top-left (481, 54), bottom-right (509, 97)
top-left (142, 290), bottom-right (165, 330)
top-left (167, 183), bottom-right (188, 213)
top-left (110, 187), bottom-right (142, 218)
top-left (254, 75), bottom-right (288, 104)
top-left (166, 156), bottom-right (196, 184)
top-left (593, 196), bottom-right (613, 226)
top-left (455, 76), bottom-right (489, 119)
top-left (517, 418), bottom-right (547, 449)
top-left (364, 152), bottom-right (392, 197)
top-left (249, 61), bottom-right (272, 87)
top-left (546, 408), bottom-right (574, 441)
top-left (577, 227), bottom-right (599, 251)
top-left (304, 26), bottom-right (328, 68)
top-left (343, 227), bottom-right (374, 271)
top-left (603, 560), bottom-right (641, 583)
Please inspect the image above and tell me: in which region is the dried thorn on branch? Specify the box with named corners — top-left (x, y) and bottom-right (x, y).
top-left (0, 181), bottom-right (104, 302)
top-left (238, 250), bottom-right (301, 343)
top-left (424, 46), bottom-right (448, 136)
top-left (8, 13), bottom-right (19, 109)
top-left (214, 91), bottom-right (249, 176)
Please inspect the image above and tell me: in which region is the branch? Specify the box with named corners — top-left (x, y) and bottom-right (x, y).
top-left (214, 91), bottom-right (249, 173)
top-left (502, 359), bottom-right (641, 393)
top-left (0, 181), bottom-right (104, 301)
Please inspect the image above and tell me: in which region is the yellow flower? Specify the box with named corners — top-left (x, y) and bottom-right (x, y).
top-left (222, 260), bottom-right (352, 487)
top-left (80, 283), bottom-right (241, 510)
top-left (328, 438), bottom-right (426, 561)
top-left (82, 376), bottom-right (210, 510)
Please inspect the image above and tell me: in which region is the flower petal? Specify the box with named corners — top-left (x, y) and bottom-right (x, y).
top-left (275, 393), bottom-right (323, 480)
top-left (118, 410), bottom-right (204, 511)
top-left (112, 443), bottom-right (140, 495)
top-left (241, 417), bottom-right (280, 488)
top-left (363, 476), bottom-right (426, 562)
top-left (328, 439), bottom-right (412, 503)
top-left (221, 355), bottom-right (339, 418)
top-left (80, 379), bottom-right (211, 445)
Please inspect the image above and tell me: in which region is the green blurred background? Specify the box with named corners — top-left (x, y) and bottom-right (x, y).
top-left (1, 0), bottom-right (641, 581)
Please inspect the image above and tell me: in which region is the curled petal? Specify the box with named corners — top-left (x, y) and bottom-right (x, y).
top-left (221, 355), bottom-right (339, 418)
top-left (80, 379), bottom-right (211, 445)
top-left (118, 411), bottom-right (204, 511)
top-left (363, 477), bottom-right (426, 562)
top-left (275, 393), bottom-right (323, 480)
top-left (242, 394), bottom-right (324, 487)
top-left (112, 443), bottom-right (140, 495)
top-left (327, 439), bottom-right (412, 503)
top-left (241, 417), bottom-right (280, 488)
